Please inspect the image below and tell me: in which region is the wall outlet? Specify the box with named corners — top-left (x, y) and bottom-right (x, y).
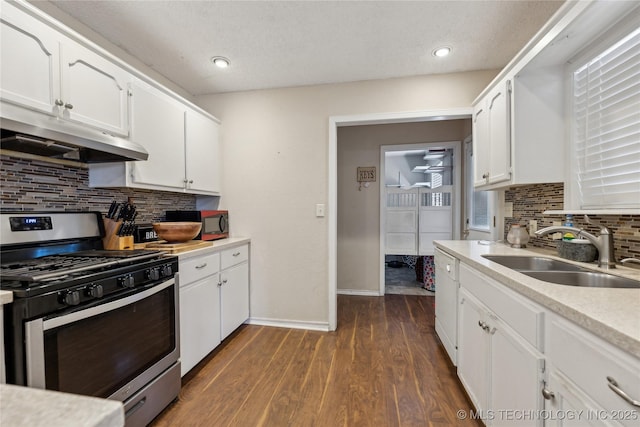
top-left (529, 220), bottom-right (537, 236)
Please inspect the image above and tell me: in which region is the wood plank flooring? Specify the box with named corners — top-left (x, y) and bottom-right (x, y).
top-left (150, 295), bottom-right (481, 426)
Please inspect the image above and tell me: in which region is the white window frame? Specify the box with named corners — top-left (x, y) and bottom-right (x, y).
top-left (564, 15), bottom-right (640, 211)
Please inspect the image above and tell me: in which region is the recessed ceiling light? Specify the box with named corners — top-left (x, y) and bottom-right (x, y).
top-left (211, 56), bottom-right (230, 68)
top-left (432, 47), bottom-right (451, 58)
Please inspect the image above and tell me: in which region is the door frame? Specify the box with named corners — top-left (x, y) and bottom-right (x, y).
top-left (329, 108), bottom-right (472, 330)
top-left (379, 140), bottom-right (462, 295)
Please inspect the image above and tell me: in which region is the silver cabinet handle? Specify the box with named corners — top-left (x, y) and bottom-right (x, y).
top-left (607, 376), bottom-right (640, 407)
top-left (222, 278), bottom-right (228, 284)
top-left (478, 321), bottom-right (490, 332)
top-left (188, 180), bottom-right (193, 184)
top-left (55, 99), bottom-right (64, 106)
top-left (64, 103), bottom-right (73, 109)
top-left (446, 264), bottom-right (451, 272)
top-left (195, 263), bottom-right (208, 269)
top-left (482, 173), bottom-right (489, 179)
top-left (233, 252), bottom-right (241, 257)
top-left (541, 388), bottom-right (555, 400)
top-left (217, 281), bottom-right (222, 287)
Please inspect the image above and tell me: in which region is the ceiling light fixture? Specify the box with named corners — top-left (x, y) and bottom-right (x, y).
top-left (432, 47), bottom-right (451, 58)
top-left (211, 56), bottom-right (230, 68)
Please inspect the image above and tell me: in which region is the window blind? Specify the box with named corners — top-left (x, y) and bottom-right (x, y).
top-left (573, 27), bottom-right (640, 209)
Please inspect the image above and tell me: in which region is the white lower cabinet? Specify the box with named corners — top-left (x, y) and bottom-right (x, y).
top-left (434, 248), bottom-right (458, 365)
top-left (178, 242), bottom-right (250, 376)
top-left (179, 274), bottom-right (221, 376)
top-left (220, 245), bottom-right (250, 340)
top-left (544, 314), bottom-right (640, 427)
top-left (457, 263), bottom-right (545, 426)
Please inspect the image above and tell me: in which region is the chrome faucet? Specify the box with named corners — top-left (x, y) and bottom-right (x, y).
top-left (534, 215), bottom-right (616, 269)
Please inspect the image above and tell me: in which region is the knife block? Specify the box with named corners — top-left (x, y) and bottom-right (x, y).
top-left (103, 217), bottom-right (134, 250)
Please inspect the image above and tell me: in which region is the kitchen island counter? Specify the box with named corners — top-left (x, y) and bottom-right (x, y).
top-left (0, 384), bottom-right (124, 427)
top-left (434, 240), bottom-right (640, 357)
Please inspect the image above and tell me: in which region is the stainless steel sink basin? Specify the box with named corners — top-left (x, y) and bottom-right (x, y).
top-left (521, 271), bottom-right (640, 289)
top-left (482, 255), bottom-right (587, 272)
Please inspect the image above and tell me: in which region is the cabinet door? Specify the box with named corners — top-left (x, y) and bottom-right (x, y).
top-left (487, 81), bottom-right (512, 184)
top-left (179, 274), bottom-right (221, 377)
top-left (220, 262), bottom-right (249, 339)
top-left (489, 314), bottom-right (544, 426)
top-left (185, 110), bottom-right (221, 194)
top-left (60, 42), bottom-right (130, 136)
top-left (434, 251), bottom-right (457, 365)
top-left (472, 101), bottom-right (490, 186)
top-left (458, 288), bottom-right (489, 413)
top-left (545, 370), bottom-right (614, 427)
top-left (0, 3), bottom-right (60, 115)
top-left (129, 82), bottom-right (186, 189)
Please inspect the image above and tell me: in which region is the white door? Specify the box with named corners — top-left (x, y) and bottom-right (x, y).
top-left (385, 188), bottom-right (418, 255)
top-left (185, 110), bottom-right (221, 194)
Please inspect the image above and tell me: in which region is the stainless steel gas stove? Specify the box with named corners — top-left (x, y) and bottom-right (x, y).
top-left (1, 211), bottom-right (180, 427)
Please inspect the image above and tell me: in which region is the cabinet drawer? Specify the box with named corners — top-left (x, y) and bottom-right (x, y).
top-left (460, 263), bottom-right (544, 350)
top-left (549, 315), bottom-right (640, 419)
top-left (221, 244), bottom-right (248, 270)
top-left (179, 252), bottom-right (220, 286)
top-left (435, 249), bottom-right (458, 281)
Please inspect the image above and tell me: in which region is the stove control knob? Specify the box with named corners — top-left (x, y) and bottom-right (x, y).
top-left (146, 268), bottom-right (160, 281)
top-left (160, 264), bottom-right (173, 277)
top-left (86, 284), bottom-right (104, 298)
top-left (61, 290), bottom-right (80, 306)
top-left (118, 275), bottom-right (135, 288)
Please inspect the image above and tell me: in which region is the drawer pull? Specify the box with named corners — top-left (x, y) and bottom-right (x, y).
top-left (607, 376), bottom-right (640, 407)
top-left (222, 279), bottom-right (228, 284)
top-left (195, 263), bottom-right (208, 269)
top-left (233, 252), bottom-right (241, 257)
top-left (541, 388), bottom-right (555, 400)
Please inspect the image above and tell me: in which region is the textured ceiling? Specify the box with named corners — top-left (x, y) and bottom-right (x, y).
top-left (46, 0), bottom-right (564, 96)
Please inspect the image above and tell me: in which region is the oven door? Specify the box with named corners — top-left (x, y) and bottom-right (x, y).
top-left (24, 278), bottom-right (179, 402)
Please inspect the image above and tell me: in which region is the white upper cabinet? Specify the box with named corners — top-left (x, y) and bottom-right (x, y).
top-left (60, 43), bottom-right (130, 137)
top-left (185, 110), bottom-right (221, 194)
top-left (128, 81), bottom-right (186, 189)
top-left (0, 2), bottom-right (131, 137)
top-left (89, 80), bottom-right (221, 196)
top-left (0, 3), bottom-right (60, 116)
top-left (473, 79), bottom-right (512, 187)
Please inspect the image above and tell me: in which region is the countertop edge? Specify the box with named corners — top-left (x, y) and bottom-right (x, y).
top-left (434, 241), bottom-right (640, 358)
top-left (0, 290), bottom-right (13, 305)
top-left (174, 237), bottom-right (250, 260)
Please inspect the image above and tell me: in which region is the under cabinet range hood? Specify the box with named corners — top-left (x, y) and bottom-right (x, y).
top-left (0, 119), bottom-right (148, 163)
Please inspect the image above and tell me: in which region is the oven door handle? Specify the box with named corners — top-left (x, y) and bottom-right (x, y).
top-left (25, 278), bottom-right (175, 389)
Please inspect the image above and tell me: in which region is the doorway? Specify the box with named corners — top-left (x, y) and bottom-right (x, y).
top-left (330, 108), bottom-right (472, 331)
top-left (380, 142), bottom-right (461, 295)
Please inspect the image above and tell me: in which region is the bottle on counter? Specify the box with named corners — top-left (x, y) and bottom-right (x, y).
top-left (563, 214), bottom-right (575, 241)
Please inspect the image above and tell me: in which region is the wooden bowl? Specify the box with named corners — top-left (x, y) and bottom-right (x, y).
top-left (152, 222), bottom-right (202, 243)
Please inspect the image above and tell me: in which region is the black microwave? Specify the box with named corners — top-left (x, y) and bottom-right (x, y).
top-left (165, 210), bottom-right (229, 240)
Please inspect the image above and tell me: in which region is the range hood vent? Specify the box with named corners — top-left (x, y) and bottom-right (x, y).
top-left (0, 119), bottom-right (148, 163)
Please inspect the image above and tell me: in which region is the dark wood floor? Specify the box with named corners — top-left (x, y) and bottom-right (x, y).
top-left (151, 295), bottom-right (481, 426)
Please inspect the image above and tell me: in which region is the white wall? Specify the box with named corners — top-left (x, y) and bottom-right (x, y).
top-left (197, 71), bottom-right (496, 328)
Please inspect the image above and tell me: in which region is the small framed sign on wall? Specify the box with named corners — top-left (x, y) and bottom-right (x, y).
top-left (357, 167), bottom-right (376, 182)
top-left (357, 166), bottom-right (376, 190)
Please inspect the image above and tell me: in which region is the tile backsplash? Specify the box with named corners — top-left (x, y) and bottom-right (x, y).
top-left (505, 183), bottom-right (640, 260)
top-left (0, 154), bottom-right (196, 223)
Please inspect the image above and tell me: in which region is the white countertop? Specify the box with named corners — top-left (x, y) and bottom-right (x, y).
top-left (0, 290), bottom-right (13, 305)
top-left (434, 240), bottom-right (640, 358)
top-left (0, 384), bottom-right (124, 427)
top-left (174, 236), bottom-right (250, 260)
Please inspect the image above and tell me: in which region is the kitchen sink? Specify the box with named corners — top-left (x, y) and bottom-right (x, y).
top-left (482, 255), bottom-right (588, 272)
top-left (521, 271), bottom-right (640, 289)
top-left (482, 255), bottom-right (640, 288)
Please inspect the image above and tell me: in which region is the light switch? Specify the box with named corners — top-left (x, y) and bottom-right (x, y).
top-left (316, 204), bottom-right (325, 217)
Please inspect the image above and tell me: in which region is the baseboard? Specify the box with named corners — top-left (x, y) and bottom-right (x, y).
top-left (337, 289), bottom-right (381, 296)
top-left (247, 317), bottom-right (330, 332)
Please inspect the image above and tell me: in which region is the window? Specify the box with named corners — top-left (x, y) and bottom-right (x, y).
top-left (569, 26), bottom-right (640, 210)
